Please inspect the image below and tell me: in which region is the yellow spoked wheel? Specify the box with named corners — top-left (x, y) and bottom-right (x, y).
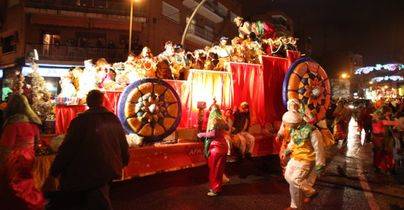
top-left (117, 78), bottom-right (182, 142)
top-left (282, 58), bottom-right (331, 122)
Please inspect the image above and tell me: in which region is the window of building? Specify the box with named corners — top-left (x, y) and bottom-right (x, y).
top-left (186, 17), bottom-right (197, 33)
top-left (41, 33), bottom-right (61, 57)
top-left (217, 3), bottom-right (228, 17)
top-left (7, 0), bottom-right (19, 8)
top-left (75, 31), bottom-right (106, 48)
top-left (162, 1), bottom-right (180, 23)
top-left (1, 33), bottom-right (18, 54)
top-left (204, 25), bottom-right (214, 41)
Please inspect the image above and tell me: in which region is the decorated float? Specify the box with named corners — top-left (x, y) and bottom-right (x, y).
top-left (28, 16), bottom-right (331, 190)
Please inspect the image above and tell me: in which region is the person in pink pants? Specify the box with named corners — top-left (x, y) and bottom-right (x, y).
top-left (198, 105), bottom-right (229, 196)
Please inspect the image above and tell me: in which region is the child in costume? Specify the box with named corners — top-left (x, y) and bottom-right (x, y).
top-left (282, 111), bottom-right (325, 210)
top-left (197, 105), bottom-right (229, 196)
top-left (277, 99), bottom-right (300, 175)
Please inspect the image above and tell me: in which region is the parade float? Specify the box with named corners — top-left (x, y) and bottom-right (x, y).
top-left (31, 16), bottom-right (331, 189)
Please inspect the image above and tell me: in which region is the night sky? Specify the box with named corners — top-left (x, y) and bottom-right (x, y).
top-left (243, 0), bottom-right (404, 77)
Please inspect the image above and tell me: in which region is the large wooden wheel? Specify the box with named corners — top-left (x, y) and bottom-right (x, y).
top-left (282, 57), bottom-right (331, 121)
top-left (117, 78), bottom-right (182, 142)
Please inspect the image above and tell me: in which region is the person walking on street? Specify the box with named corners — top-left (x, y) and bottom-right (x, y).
top-left (282, 111), bottom-right (326, 210)
top-left (50, 90), bottom-right (129, 210)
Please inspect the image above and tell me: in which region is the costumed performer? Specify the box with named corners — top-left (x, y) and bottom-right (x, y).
top-left (277, 99), bottom-right (300, 175)
top-left (197, 105), bottom-right (229, 196)
top-left (215, 37), bottom-right (233, 59)
top-left (332, 99), bottom-right (350, 152)
top-left (251, 21), bottom-right (277, 40)
top-left (0, 94), bottom-right (45, 210)
top-left (315, 119), bottom-right (335, 162)
top-left (157, 41), bottom-right (175, 61)
top-left (138, 47), bottom-right (156, 78)
top-left (282, 111), bottom-right (325, 210)
top-left (170, 44), bottom-right (188, 80)
top-left (232, 102), bottom-right (255, 158)
top-left (372, 106), bottom-right (398, 173)
top-left (212, 37), bottom-right (233, 71)
top-left (223, 108), bottom-right (239, 162)
top-left (233, 16), bottom-right (251, 39)
top-left (346, 110), bottom-right (365, 158)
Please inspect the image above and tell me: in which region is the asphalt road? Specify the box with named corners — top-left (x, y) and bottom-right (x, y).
top-left (110, 143), bottom-right (404, 210)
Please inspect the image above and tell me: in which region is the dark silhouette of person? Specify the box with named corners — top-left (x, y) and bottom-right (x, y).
top-left (50, 90), bottom-right (129, 210)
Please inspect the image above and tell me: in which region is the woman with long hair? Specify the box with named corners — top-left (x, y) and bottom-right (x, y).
top-left (0, 94), bottom-right (45, 210)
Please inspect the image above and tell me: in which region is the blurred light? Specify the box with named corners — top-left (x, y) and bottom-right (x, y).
top-left (355, 63), bottom-right (404, 75)
top-left (340, 72), bottom-right (349, 79)
top-left (369, 75), bottom-right (403, 83)
top-left (46, 82), bottom-right (57, 91)
top-left (22, 66), bottom-right (70, 77)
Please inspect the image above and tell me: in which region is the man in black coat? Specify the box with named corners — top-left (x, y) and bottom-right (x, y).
top-left (50, 90), bottom-right (129, 210)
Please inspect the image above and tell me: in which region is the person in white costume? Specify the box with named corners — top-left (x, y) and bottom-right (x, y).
top-left (346, 111), bottom-right (365, 158)
top-left (281, 111), bottom-right (326, 210)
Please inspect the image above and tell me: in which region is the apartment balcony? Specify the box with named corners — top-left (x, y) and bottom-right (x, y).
top-left (24, 0), bottom-right (145, 16)
top-left (182, 0), bottom-right (224, 23)
top-left (186, 23), bottom-right (215, 46)
top-left (26, 43), bottom-right (128, 62)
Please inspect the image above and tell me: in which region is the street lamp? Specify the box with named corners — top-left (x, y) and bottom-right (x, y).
top-left (128, 0), bottom-right (139, 53)
top-left (340, 72), bottom-right (349, 79)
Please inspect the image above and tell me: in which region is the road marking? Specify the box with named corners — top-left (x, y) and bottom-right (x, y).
top-left (356, 161), bottom-right (380, 210)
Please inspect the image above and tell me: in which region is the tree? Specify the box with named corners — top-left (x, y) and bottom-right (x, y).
top-left (28, 63), bottom-right (54, 122)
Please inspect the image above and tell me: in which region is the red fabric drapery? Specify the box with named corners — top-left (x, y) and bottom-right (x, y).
top-left (55, 105), bottom-right (87, 135)
top-left (229, 56), bottom-right (294, 125)
top-left (186, 70), bottom-right (233, 128)
top-left (103, 91), bottom-right (122, 114)
top-left (229, 62), bottom-right (266, 125)
top-left (286, 50), bottom-right (301, 66)
top-left (262, 56), bottom-right (290, 123)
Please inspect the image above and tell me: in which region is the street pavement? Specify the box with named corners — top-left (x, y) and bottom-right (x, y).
top-left (110, 143), bottom-right (404, 210)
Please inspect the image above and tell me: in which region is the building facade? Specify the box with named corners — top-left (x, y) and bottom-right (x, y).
top-left (0, 0), bottom-right (242, 69)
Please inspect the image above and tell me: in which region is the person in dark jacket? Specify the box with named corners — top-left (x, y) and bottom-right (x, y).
top-left (50, 90), bottom-right (129, 210)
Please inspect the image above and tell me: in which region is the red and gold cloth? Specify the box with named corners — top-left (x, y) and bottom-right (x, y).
top-left (102, 91), bottom-right (122, 114)
top-left (54, 105), bottom-right (87, 135)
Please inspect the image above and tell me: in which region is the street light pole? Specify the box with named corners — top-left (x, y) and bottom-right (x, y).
top-left (181, 0), bottom-right (208, 47)
top-left (128, 0), bottom-right (134, 53)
